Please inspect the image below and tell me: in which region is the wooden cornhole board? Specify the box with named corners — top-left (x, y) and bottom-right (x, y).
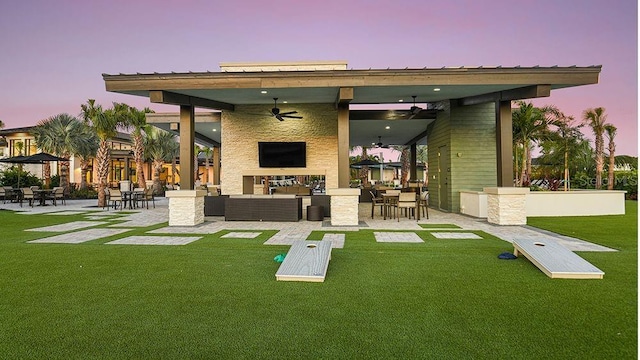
top-left (513, 239), bottom-right (604, 279)
top-left (276, 240), bottom-right (332, 282)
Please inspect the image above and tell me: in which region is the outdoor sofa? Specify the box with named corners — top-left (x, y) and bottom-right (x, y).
top-left (224, 194), bottom-right (302, 221)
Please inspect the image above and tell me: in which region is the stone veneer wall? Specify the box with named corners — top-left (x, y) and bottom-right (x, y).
top-left (221, 103), bottom-right (338, 194)
top-left (485, 187), bottom-right (529, 225)
top-left (166, 190), bottom-right (206, 226)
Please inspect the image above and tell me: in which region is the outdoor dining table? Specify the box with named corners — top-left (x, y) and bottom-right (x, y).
top-left (381, 193), bottom-right (399, 220)
top-left (121, 190), bottom-right (145, 209)
top-left (33, 189), bottom-right (53, 206)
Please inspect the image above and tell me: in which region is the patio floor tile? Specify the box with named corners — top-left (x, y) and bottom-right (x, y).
top-left (431, 232), bottom-right (482, 239)
top-left (25, 221), bottom-right (108, 232)
top-left (374, 232), bottom-right (424, 243)
top-left (28, 228), bottom-right (131, 244)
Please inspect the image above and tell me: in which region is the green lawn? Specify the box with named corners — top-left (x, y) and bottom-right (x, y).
top-left (0, 202), bottom-right (636, 359)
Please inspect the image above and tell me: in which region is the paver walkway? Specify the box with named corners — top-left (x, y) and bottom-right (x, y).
top-left (3, 198), bottom-right (616, 252)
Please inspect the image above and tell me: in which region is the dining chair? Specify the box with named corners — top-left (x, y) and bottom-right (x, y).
top-left (383, 190), bottom-right (400, 219)
top-left (396, 192), bottom-right (418, 221)
top-left (370, 191), bottom-right (384, 218)
top-left (21, 188), bottom-right (34, 207)
top-left (52, 187), bottom-right (65, 206)
top-left (419, 191), bottom-right (429, 219)
top-left (143, 187), bottom-right (155, 209)
top-left (109, 189), bottom-right (123, 210)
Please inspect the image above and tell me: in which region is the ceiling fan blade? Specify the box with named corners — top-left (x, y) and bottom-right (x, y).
top-left (282, 115), bottom-right (303, 119)
top-left (275, 114), bottom-right (285, 121)
top-left (279, 110), bottom-right (298, 115)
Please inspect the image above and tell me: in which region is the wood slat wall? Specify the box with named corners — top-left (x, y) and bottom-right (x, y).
top-left (427, 101), bottom-right (498, 212)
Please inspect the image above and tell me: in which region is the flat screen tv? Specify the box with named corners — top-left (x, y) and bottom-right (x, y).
top-left (259, 142), bottom-right (306, 168)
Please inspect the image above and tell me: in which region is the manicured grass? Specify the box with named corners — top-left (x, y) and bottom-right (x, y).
top-left (0, 204), bottom-right (636, 359)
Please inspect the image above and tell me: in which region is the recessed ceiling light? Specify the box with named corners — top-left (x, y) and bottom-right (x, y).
top-left (261, 90), bottom-right (268, 94)
top-left (433, 88), bottom-right (441, 91)
top-left (212, 129), bottom-right (217, 132)
top-left (398, 99), bottom-right (404, 102)
top-left (283, 101), bottom-right (288, 103)
top-left (385, 126), bottom-right (390, 129)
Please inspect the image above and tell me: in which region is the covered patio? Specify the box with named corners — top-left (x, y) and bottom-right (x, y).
top-left (102, 61), bottom-right (601, 225)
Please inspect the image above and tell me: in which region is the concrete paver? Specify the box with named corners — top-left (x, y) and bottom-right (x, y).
top-left (3, 197), bottom-right (616, 252)
top-left (106, 236), bottom-right (202, 245)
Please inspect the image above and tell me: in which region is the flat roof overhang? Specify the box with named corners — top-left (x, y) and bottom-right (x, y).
top-left (103, 66), bottom-right (601, 147)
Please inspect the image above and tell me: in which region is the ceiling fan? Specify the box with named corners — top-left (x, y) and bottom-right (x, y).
top-left (270, 98), bottom-right (302, 121)
top-left (373, 136), bottom-right (390, 149)
top-left (407, 95), bottom-right (423, 119)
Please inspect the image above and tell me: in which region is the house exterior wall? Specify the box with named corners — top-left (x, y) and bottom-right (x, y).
top-left (220, 103), bottom-right (339, 195)
top-left (427, 101), bottom-right (497, 212)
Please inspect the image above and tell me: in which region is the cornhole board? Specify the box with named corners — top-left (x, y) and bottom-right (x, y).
top-left (276, 240), bottom-right (332, 282)
top-left (513, 239), bottom-right (604, 279)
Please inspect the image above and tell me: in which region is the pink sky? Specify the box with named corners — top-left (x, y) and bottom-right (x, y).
top-left (0, 0), bottom-right (637, 156)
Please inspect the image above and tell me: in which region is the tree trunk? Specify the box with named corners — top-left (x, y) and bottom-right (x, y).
top-left (359, 148), bottom-right (369, 185)
top-left (133, 133), bottom-right (146, 188)
top-left (594, 134), bottom-right (604, 189)
top-left (96, 140), bottom-right (110, 208)
top-left (205, 154), bottom-right (210, 184)
top-left (171, 158), bottom-right (177, 185)
top-left (607, 140), bottom-right (615, 190)
top-left (525, 144), bottom-right (533, 187)
top-left (400, 147), bottom-right (410, 187)
top-left (519, 141), bottom-right (528, 187)
top-left (43, 161), bottom-right (51, 188)
top-left (79, 159), bottom-right (89, 190)
top-left (563, 147), bottom-right (569, 191)
top-left (152, 160), bottom-right (164, 195)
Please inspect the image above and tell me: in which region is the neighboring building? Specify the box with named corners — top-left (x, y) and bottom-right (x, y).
top-left (103, 61), bottom-right (600, 212)
top-left (0, 127), bottom-right (142, 188)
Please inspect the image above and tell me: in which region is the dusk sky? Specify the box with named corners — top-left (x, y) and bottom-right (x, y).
top-left (0, 0), bottom-right (637, 156)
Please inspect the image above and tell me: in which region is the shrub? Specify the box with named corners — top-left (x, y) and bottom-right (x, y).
top-left (0, 166), bottom-right (43, 188)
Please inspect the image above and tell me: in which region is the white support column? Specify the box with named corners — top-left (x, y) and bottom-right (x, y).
top-left (484, 187), bottom-right (529, 225)
top-left (326, 188), bottom-right (360, 226)
top-left (165, 190), bottom-right (207, 226)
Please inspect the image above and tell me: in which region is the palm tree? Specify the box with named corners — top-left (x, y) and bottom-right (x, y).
top-left (512, 101), bottom-right (556, 186)
top-left (122, 105), bottom-right (153, 188)
top-left (33, 113), bottom-right (92, 191)
top-left (81, 100), bottom-right (126, 207)
top-left (582, 107), bottom-right (609, 190)
top-left (73, 124), bottom-right (99, 190)
top-left (144, 128), bottom-right (178, 194)
top-left (604, 124), bottom-right (617, 190)
top-left (549, 112), bottom-right (584, 191)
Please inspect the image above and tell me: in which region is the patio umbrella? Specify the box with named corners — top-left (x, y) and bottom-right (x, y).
top-left (350, 158), bottom-right (381, 168)
top-left (0, 152), bottom-right (69, 187)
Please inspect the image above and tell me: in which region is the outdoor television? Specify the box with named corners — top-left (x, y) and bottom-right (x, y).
top-left (258, 142), bottom-right (306, 168)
